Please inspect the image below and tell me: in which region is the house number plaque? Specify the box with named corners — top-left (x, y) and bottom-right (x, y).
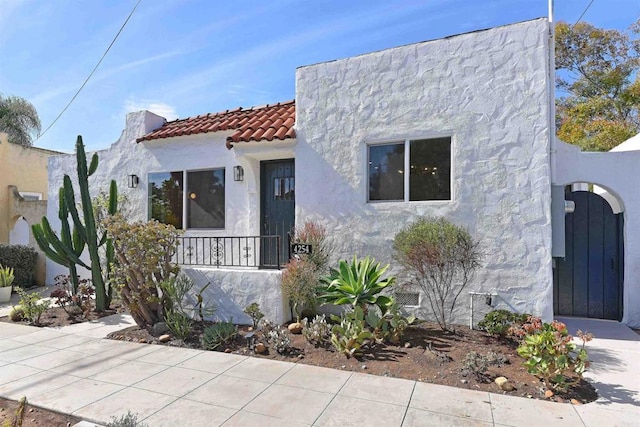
top-left (291, 244), bottom-right (313, 255)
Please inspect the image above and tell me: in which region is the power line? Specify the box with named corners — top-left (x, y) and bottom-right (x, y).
top-left (573, 0), bottom-right (596, 27)
top-left (37, 0), bottom-right (142, 141)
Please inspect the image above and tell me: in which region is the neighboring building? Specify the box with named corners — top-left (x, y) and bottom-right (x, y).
top-left (45, 18), bottom-right (640, 328)
top-left (0, 133), bottom-right (59, 285)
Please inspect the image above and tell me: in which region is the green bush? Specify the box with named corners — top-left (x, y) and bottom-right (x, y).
top-left (202, 320), bottom-right (237, 350)
top-left (393, 216), bottom-right (482, 331)
top-left (478, 309), bottom-right (529, 336)
top-left (330, 307), bottom-right (373, 358)
top-left (517, 321), bottom-right (592, 392)
top-left (17, 288), bottom-right (50, 325)
top-left (0, 244), bottom-right (38, 288)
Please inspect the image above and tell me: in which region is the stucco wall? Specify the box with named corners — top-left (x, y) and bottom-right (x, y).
top-left (554, 141), bottom-right (640, 327)
top-left (182, 267), bottom-right (288, 324)
top-left (0, 133), bottom-right (55, 243)
top-left (45, 112), bottom-right (291, 284)
top-left (295, 18), bottom-right (553, 324)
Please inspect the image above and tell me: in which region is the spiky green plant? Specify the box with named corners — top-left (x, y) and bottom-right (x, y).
top-left (0, 265), bottom-right (14, 287)
top-left (33, 136), bottom-right (117, 310)
top-left (318, 255), bottom-right (395, 314)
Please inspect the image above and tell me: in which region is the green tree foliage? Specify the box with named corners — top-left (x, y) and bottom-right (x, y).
top-left (555, 19), bottom-right (639, 151)
top-left (0, 94), bottom-right (41, 146)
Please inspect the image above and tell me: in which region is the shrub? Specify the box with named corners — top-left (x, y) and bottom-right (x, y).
top-left (364, 302), bottom-right (416, 344)
top-left (104, 215), bottom-right (181, 329)
top-left (0, 244), bottom-right (37, 288)
top-left (319, 256), bottom-right (395, 314)
top-left (202, 320), bottom-right (237, 350)
top-left (507, 315), bottom-right (544, 339)
top-left (461, 350), bottom-right (509, 382)
top-left (106, 411), bottom-right (147, 427)
top-left (289, 221), bottom-right (333, 272)
top-left (282, 258), bottom-right (320, 322)
top-left (17, 288), bottom-right (50, 325)
top-left (243, 302), bottom-right (264, 329)
top-left (517, 321), bottom-right (592, 391)
top-left (330, 307), bottom-right (373, 358)
top-left (302, 314), bottom-right (331, 347)
top-left (393, 217), bottom-right (482, 331)
top-left (478, 309), bottom-right (529, 336)
top-left (267, 325), bottom-right (291, 354)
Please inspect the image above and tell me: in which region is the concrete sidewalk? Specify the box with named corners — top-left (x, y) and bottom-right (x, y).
top-left (0, 317), bottom-right (637, 427)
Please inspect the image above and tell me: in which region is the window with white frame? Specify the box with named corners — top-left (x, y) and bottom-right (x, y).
top-left (368, 137), bottom-right (451, 202)
top-left (148, 169), bottom-right (226, 229)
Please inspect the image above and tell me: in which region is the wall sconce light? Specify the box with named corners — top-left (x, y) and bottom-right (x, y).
top-left (233, 165), bottom-right (244, 182)
top-left (128, 174), bottom-right (139, 188)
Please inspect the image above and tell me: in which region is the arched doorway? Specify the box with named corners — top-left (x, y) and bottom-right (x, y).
top-left (553, 186), bottom-right (624, 320)
top-left (9, 216), bottom-right (30, 246)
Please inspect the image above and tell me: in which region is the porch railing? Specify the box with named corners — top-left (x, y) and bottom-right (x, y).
top-left (175, 235), bottom-right (282, 269)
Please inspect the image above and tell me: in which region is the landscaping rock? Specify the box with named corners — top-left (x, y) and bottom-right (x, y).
top-left (571, 399), bottom-right (582, 405)
top-left (495, 376), bottom-right (515, 391)
top-left (544, 390), bottom-right (554, 398)
top-left (404, 342), bottom-right (411, 348)
top-left (255, 343), bottom-right (267, 354)
top-left (158, 334), bottom-right (171, 343)
top-left (151, 322), bottom-right (169, 336)
top-left (288, 322), bottom-right (303, 334)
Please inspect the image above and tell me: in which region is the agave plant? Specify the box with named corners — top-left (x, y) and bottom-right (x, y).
top-left (0, 265), bottom-right (14, 288)
top-left (318, 255), bottom-right (395, 314)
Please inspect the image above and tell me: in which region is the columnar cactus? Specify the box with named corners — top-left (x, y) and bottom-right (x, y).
top-left (33, 136), bottom-right (117, 311)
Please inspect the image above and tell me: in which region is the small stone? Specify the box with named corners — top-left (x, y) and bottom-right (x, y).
top-left (361, 364), bottom-right (367, 370)
top-left (461, 379), bottom-right (468, 384)
top-left (139, 338), bottom-right (147, 343)
top-left (494, 376), bottom-right (515, 391)
top-left (151, 322), bottom-right (169, 336)
top-left (224, 348), bottom-right (232, 353)
top-left (248, 326), bottom-right (254, 332)
top-left (158, 334), bottom-right (171, 343)
top-left (341, 365), bottom-right (346, 369)
top-left (297, 354), bottom-right (304, 359)
top-left (29, 408), bottom-right (34, 413)
top-left (288, 322), bottom-right (303, 334)
top-left (404, 342), bottom-right (411, 348)
top-left (556, 397), bottom-right (565, 403)
top-left (570, 399), bottom-right (582, 405)
top-left (544, 390), bottom-right (554, 398)
top-left (255, 343), bottom-right (267, 354)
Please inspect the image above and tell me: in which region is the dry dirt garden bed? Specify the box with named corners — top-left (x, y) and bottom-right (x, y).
top-left (106, 317), bottom-right (598, 405)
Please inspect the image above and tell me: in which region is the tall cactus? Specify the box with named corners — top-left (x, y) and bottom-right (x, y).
top-left (34, 135), bottom-right (117, 311)
top-left (32, 187), bottom-right (87, 294)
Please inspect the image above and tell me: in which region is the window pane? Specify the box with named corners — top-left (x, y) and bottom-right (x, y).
top-left (148, 171), bottom-right (183, 228)
top-left (187, 169), bottom-right (225, 229)
top-left (274, 177), bottom-right (295, 200)
top-left (409, 137), bottom-right (451, 201)
top-left (369, 143), bottom-right (405, 201)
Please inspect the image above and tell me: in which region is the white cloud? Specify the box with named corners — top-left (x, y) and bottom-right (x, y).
top-left (124, 98), bottom-right (178, 120)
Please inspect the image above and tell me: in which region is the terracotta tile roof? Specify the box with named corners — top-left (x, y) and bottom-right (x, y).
top-left (136, 101), bottom-right (296, 149)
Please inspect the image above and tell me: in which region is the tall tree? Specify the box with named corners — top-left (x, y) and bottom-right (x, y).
top-left (555, 19), bottom-right (639, 151)
top-left (0, 94), bottom-right (42, 147)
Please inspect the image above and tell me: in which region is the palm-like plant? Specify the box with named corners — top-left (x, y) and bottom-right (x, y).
top-left (0, 94), bottom-right (41, 147)
top-left (318, 256), bottom-right (395, 314)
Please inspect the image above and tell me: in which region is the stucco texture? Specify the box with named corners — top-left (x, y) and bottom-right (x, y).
top-left (0, 133), bottom-right (58, 285)
top-left (295, 19), bottom-right (553, 324)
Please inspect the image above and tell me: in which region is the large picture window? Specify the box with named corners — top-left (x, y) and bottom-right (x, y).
top-left (187, 169), bottom-right (225, 229)
top-left (368, 137), bottom-right (451, 202)
top-left (148, 171), bottom-right (184, 228)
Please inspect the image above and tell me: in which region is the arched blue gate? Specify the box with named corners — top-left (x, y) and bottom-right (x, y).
top-left (553, 189), bottom-right (624, 321)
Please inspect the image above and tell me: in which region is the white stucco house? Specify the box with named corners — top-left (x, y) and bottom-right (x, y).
top-left (46, 18), bottom-right (640, 327)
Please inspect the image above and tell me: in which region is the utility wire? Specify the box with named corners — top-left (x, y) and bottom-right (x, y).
top-left (37, 0), bottom-right (142, 141)
top-left (573, 0), bottom-right (596, 27)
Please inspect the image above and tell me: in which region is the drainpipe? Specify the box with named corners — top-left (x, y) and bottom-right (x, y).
top-left (548, 0), bottom-right (557, 183)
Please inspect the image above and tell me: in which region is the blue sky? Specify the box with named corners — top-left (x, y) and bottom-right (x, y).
top-left (1, 0), bottom-right (638, 152)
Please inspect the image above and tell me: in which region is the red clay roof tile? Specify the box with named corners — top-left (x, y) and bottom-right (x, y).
top-left (137, 101), bottom-right (296, 149)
